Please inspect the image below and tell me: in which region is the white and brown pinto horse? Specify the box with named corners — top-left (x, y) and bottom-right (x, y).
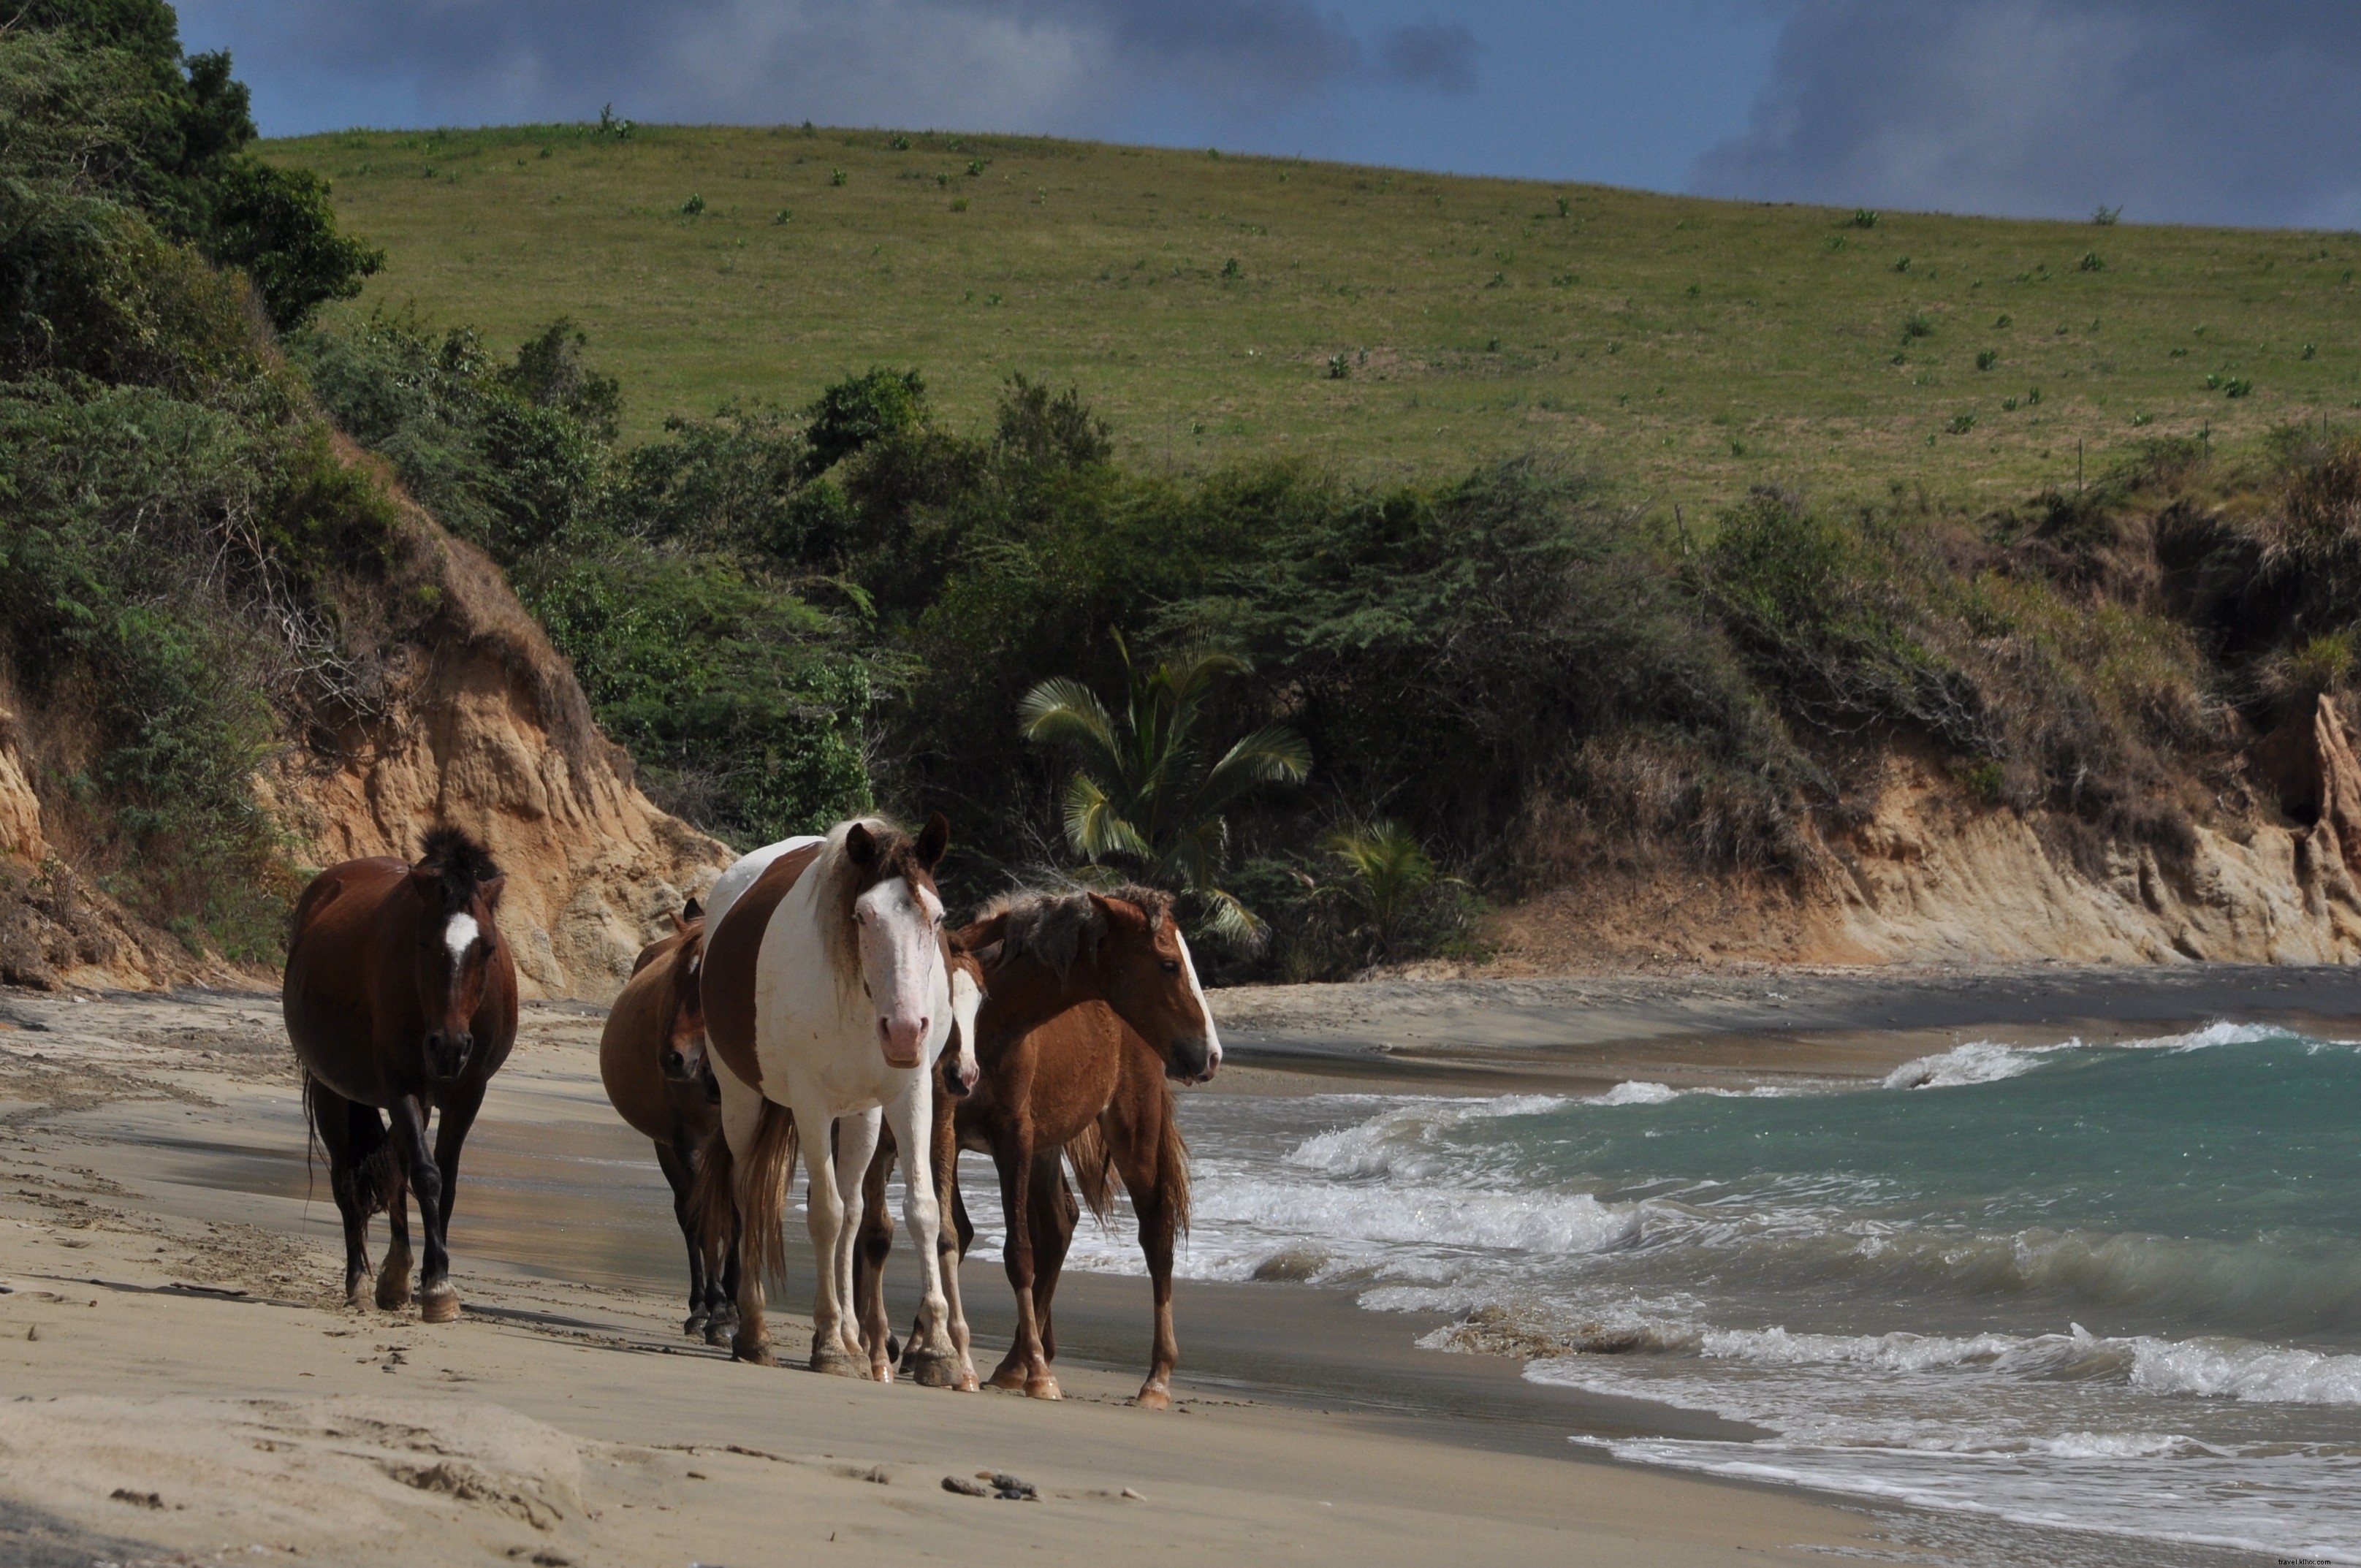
top-left (694, 816), bottom-right (965, 1382)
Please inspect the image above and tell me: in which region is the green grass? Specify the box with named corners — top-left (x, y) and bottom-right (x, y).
top-left (267, 121), bottom-right (2361, 512)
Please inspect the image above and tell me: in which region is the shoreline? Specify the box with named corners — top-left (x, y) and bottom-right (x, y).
top-left (4, 967), bottom-right (2338, 1564)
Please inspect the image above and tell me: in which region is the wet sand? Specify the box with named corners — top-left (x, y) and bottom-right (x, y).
top-left (4, 965), bottom-right (2340, 1564)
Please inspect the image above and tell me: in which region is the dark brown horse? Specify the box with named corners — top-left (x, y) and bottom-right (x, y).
top-left (284, 827), bottom-right (518, 1322)
top-left (854, 886), bottom-right (1217, 1404)
top-left (600, 899), bottom-right (740, 1342)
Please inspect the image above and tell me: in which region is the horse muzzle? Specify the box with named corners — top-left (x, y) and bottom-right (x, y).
top-left (876, 1013), bottom-right (929, 1071)
top-left (424, 1030), bottom-right (474, 1079)
top-left (1165, 1034), bottom-right (1217, 1084)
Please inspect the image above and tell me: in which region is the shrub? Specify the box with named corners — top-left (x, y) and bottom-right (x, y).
top-left (1849, 209), bottom-right (1879, 229)
top-left (1976, 349), bottom-right (1998, 371)
top-left (680, 192), bottom-right (704, 215)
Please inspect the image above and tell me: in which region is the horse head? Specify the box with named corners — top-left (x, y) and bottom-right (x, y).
top-left (965, 885), bottom-right (1223, 1084)
top-left (943, 952), bottom-right (984, 1096)
top-left (659, 905), bottom-right (710, 1086)
top-left (840, 813), bottom-right (951, 1071)
top-left (1086, 888), bottom-right (1222, 1083)
top-left (407, 826), bottom-right (507, 1081)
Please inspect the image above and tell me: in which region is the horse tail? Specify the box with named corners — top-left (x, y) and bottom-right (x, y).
top-left (1064, 1122), bottom-right (1119, 1228)
top-left (1160, 1085), bottom-right (1191, 1237)
top-left (710, 1101), bottom-right (797, 1291)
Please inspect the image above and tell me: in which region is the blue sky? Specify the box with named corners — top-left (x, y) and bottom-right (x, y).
top-left (178, 0), bottom-right (2361, 229)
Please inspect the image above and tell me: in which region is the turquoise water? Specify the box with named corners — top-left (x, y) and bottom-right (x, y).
top-left (1048, 1023), bottom-right (2361, 1561)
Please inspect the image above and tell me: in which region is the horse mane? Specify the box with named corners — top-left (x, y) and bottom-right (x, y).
top-left (414, 826), bottom-right (501, 914)
top-left (976, 883), bottom-right (1171, 978)
top-left (813, 817), bottom-right (936, 997)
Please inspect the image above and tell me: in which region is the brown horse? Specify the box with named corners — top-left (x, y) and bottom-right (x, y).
top-left (599, 899), bottom-right (740, 1342)
top-left (854, 886), bottom-right (1218, 1405)
top-left (284, 827), bottom-right (518, 1322)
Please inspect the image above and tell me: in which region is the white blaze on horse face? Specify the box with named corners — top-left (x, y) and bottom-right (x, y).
top-left (1175, 930), bottom-right (1222, 1071)
top-left (855, 878), bottom-right (943, 1070)
top-left (946, 966), bottom-right (981, 1091)
top-left (444, 913), bottom-right (479, 964)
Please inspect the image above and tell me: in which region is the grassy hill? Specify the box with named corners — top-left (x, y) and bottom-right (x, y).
top-left (267, 121), bottom-right (2361, 514)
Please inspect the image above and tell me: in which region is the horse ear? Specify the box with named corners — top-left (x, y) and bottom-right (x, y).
top-left (915, 812), bottom-right (950, 872)
top-left (846, 823), bottom-right (878, 867)
top-left (683, 897), bottom-right (703, 922)
top-left (479, 875), bottom-right (507, 911)
top-left (954, 912), bottom-right (1008, 954)
top-left (407, 864), bottom-right (442, 902)
top-left (667, 910), bottom-right (688, 934)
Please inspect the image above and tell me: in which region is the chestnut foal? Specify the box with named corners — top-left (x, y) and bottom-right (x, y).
top-left (854, 886), bottom-right (1219, 1406)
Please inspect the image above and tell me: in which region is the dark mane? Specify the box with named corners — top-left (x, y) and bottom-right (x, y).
top-left (414, 826), bottom-right (501, 913)
top-left (977, 883), bottom-right (1171, 975)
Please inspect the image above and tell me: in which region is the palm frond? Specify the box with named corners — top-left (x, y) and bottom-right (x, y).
top-left (1192, 885), bottom-right (1267, 950)
top-left (1197, 723), bottom-right (1312, 810)
top-left (1019, 677), bottom-right (1125, 772)
top-left (1062, 772), bottom-right (1152, 863)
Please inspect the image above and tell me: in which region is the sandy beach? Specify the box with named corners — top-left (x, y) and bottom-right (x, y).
top-left (4, 966), bottom-right (2345, 1567)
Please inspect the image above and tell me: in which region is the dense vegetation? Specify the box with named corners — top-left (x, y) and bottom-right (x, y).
top-left (0, 1), bottom-right (390, 954)
top-left (12, 6), bottom-right (2361, 983)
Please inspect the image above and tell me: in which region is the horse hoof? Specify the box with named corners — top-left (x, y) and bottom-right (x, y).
top-left (344, 1279), bottom-right (369, 1310)
top-left (906, 1350), bottom-right (961, 1390)
top-left (375, 1275), bottom-right (412, 1312)
top-left (811, 1343), bottom-right (867, 1379)
top-left (1135, 1385), bottom-right (1172, 1411)
top-left (731, 1337), bottom-right (778, 1366)
top-left (417, 1283), bottom-right (460, 1324)
top-left (704, 1319), bottom-right (732, 1348)
top-left (683, 1311), bottom-right (708, 1338)
top-left (986, 1367), bottom-right (1027, 1392)
top-left (1025, 1375), bottom-right (1062, 1401)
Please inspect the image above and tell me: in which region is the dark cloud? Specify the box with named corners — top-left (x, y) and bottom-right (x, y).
top-left (1377, 23), bottom-right (1478, 94)
top-left (190, 0), bottom-right (1474, 137)
top-left (1692, 0), bottom-right (2361, 228)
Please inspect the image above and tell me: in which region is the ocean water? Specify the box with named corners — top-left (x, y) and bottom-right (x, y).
top-left (1024, 1023), bottom-right (2361, 1561)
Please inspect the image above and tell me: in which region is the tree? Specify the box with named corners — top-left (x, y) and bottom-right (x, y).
top-left (208, 159), bottom-right (382, 330)
top-left (802, 366), bottom-right (926, 477)
top-left (1019, 634), bottom-right (1310, 943)
top-left (1319, 821), bottom-right (1456, 965)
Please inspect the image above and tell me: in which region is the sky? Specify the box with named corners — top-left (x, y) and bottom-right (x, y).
top-left (176, 0), bottom-right (2361, 229)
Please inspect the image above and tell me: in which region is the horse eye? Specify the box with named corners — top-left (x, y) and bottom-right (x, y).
top-left (1159, 959), bottom-right (1180, 975)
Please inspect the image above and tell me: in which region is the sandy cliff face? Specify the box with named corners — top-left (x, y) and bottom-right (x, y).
top-left (262, 517), bottom-right (731, 1002)
top-left (1491, 696), bottom-right (2361, 974)
top-left (2, 482), bottom-right (729, 1001)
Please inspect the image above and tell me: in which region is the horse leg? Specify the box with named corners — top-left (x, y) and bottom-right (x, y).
top-left (830, 1108), bottom-right (883, 1373)
top-left (417, 1081), bottom-right (484, 1323)
top-left (376, 1162), bottom-right (413, 1312)
top-left (1113, 1124), bottom-right (1182, 1409)
top-left (1031, 1157), bottom-right (1078, 1366)
top-left (306, 1078), bottom-right (374, 1307)
top-left (932, 1103), bottom-right (978, 1390)
top-left (658, 1133), bottom-right (706, 1337)
top-left (710, 1198), bottom-right (742, 1347)
top-left (886, 1076), bottom-right (957, 1389)
top-left (383, 1095), bottom-right (452, 1322)
top-left (854, 1133), bottom-right (896, 1379)
top-left (986, 1130), bottom-right (1058, 1399)
top-left (799, 1103), bottom-right (859, 1377)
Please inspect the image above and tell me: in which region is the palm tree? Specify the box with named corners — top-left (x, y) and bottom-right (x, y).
top-left (1321, 821), bottom-right (1452, 963)
top-left (1019, 634), bottom-right (1310, 943)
